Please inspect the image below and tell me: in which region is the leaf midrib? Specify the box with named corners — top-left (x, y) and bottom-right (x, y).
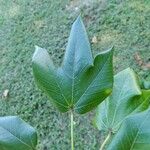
top-left (71, 38), bottom-right (77, 105)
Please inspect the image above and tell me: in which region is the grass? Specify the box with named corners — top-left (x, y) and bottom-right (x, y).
top-left (0, 0), bottom-right (150, 149)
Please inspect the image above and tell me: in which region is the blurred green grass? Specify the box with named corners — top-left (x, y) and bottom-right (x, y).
top-left (0, 0), bottom-right (150, 149)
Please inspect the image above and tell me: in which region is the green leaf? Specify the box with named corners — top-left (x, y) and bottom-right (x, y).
top-left (107, 109), bottom-right (150, 150)
top-left (32, 16), bottom-right (114, 114)
top-left (0, 116), bottom-right (37, 150)
top-left (95, 68), bottom-right (150, 132)
top-left (142, 80), bottom-right (150, 89)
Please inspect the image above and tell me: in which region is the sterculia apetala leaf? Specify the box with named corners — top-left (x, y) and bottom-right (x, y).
top-left (32, 16), bottom-right (113, 114)
top-left (95, 68), bottom-right (150, 132)
top-left (0, 116), bottom-right (37, 150)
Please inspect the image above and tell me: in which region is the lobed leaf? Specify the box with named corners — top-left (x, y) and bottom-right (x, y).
top-left (95, 68), bottom-right (150, 132)
top-left (32, 16), bottom-right (114, 114)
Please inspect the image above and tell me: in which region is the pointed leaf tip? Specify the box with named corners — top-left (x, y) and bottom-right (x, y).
top-left (73, 15), bottom-right (83, 27)
top-left (97, 46), bottom-right (114, 56)
top-left (107, 46), bottom-right (114, 53)
top-left (32, 46), bottom-right (50, 65)
top-left (94, 47), bottom-right (114, 66)
top-left (32, 46), bottom-right (42, 61)
top-left (77, 14), bottom-right (82, 21)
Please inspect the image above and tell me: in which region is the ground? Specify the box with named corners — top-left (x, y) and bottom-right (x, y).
top-left (0, 0), bottom-right (150, 149)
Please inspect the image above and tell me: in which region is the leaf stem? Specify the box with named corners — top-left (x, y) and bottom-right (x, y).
top-left (99, 131), bottom-right (111, 150)
top-left (71, 110), bottom-right (74, 150)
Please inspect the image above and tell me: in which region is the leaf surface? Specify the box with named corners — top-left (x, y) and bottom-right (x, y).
top-left (0, 116), bottom-right (37, 150)
top-left (95, 68), bottom-right (150, 131)
top-left (32, 16), bottom-right (114, 114)
top-left (107, 109), bottom-right (150, 150)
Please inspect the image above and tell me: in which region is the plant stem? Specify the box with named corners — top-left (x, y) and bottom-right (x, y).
top-left (99, 131), bottom-right (111, 150)
top-left (71, 110), bottom-right (74, 150)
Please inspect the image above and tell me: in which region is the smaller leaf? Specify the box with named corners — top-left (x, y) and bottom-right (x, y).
top-left (107, 109), bottom-right (150, 150)
top-left (95, 68), bottom-right (150, 132)
top-left (0, 116), bottom-right (37, 150)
